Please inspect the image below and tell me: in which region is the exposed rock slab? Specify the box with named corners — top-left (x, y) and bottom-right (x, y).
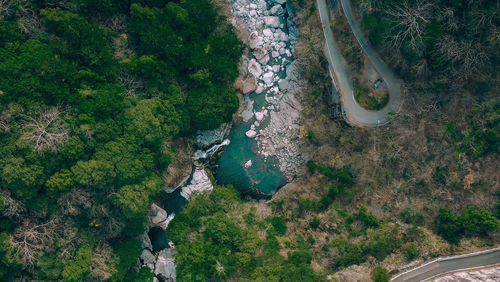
top-left (155, 249), bottom-right (176, 281)
top-left (149, 203), bottom-right (169, 230)
top-left (194, 123), bottom-right (232, 149)
top-left (180, 166), bottom-right (213, 199)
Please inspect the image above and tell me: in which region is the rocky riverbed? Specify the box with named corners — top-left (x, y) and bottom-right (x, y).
top-left (229, 0), bottom-right (305, 182)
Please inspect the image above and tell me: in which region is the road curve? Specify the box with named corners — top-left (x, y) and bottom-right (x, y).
top-left (391, 248), bottom-right (500, 282)
top-left (316, 0), bottom-right (401, 127)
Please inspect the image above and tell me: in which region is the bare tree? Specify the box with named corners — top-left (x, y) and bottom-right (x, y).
top-left (118, 71), bottom-right (144, 97)
top-left (0, 0), bottom-right (13, 19)
top-left (0, 107), bottom-right (13, 133)
top-left (57, 189), bottom-right (92, 216)
top-left (90, 242), bottom-right (117, 280)
top-left (12, 218), bottom-right (59, 270)
top-left (0, 189), bottom-right (26, 218)
top-left (386, 0), bottom-right (433, 51)
top-left (21, 107), bottom-right (69, 153)
top-left (15, 0), bottom-right (42, 34)
top-left (88, 203), bottom-right (124, 239)
top-left (437, 35), bottom-right (489, 78)
top-left (440, 7), bottom-right (460, 33)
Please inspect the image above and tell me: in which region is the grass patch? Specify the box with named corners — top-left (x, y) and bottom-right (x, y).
top-left (354, 80), bottom-right (389, 110)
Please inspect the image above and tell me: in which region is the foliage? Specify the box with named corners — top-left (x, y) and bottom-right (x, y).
top-left (443, 104), bottom-right (500, 158)
top-left (167, 186), bottom-right (322, 281)
top-left (0, 0), bottom-right (242, 279)
top-left (405, 244), bottom-right (419, 260)
top-left (365, 232), bottom-right (402, 261)
top-left (357, 206), bottom-right (380, 228)
top-left (436, 207), bottom-right (499, 244)
top-left (371, 266), bottom-right (390, 282)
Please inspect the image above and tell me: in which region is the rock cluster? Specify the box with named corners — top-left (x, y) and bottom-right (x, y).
top-left (139, 164), bottom-right (214, 281)
top-left (194, 123), bottom-right (232, 149)
top-left (233, 0), bottom-right (304, 180)
top-left (140, 204), bottom-right (176, 281)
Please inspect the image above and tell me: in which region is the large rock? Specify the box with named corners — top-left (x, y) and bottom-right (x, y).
top-left (155, 249), bottom-right (176, 281)
top-left (241, 75), bottom-right (257, 94)
top-left (263, 16), bottom-right (280, 28)
top-left (270, 4), bottom-right (284, 15)
top-left (248, 59), bottom-right (263, 78)
top-left (253, 47), bottom-right (268, 60)
top-left (150, 203), bottom-right (168, 229)
top-left (278, 79), bottom-right (290, 92)
top-left (258, 54), bottom-right (270, 65)
top-left (139, 231), bottom-right (152, 250)
top-left (286, 62), bottom-right (300, 82)
top-left (180, 166), bottom-right (213, 199)
top-left (246, 129), bottom-right (257, 138)
top-left (194, 123), bottom-right (232, 149)
top-left (262, 72), bottom-right (274, 85)
top-left (271, 0), bottom-right (286, 4)
top-left (255, 111), bottom-right (264, 121)
top-left (248, 31), bottom-right (262, 49)
top-left (140, 249), bottom-right (156, 271)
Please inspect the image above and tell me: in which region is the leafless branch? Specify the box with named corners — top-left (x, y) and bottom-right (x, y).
top-left (386, 0), bottom-right (433, 51)
top-left (12, 218), bottom-right (59, 270)
top-left (118, 71), bottom-right (144, 97)
top-left (0, 189), bottom-right (26, 218)
top-left (21, 107), bottom-right (69, 153)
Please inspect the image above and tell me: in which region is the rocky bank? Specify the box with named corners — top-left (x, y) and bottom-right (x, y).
top-left (232, 0), bottom-right (305, 180)
top-left (139, 164), bottom-right (214, 281)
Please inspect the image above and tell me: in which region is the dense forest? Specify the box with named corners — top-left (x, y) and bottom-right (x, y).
top-left (0, 0), bottom-right (241, 280)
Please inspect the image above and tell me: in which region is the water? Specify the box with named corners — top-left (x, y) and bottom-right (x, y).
top-left (215, 113), bottom-right (287, 197)
top-left (148, 226), bottom-right (169, 253)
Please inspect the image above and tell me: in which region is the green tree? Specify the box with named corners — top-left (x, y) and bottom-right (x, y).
top-left (62, 238), bottom-right (98, 281)
top-left (436, 208), bottom-right (461, 244)
top-left (71, 159), bottom-right (116, 189)
top-left (116, 174), bottom-right (162, 218)
top-left (187, 84), bottom-right (238, 130)
top-left (366, 233), bottom-right (402, 261)
top-left (371, 266), bottom-right (390, 282)
top-left (45, 169), bottom-right (74, 192)
top-left (459, 206), bottom-right (499, 235)
top-left (1, 157), bottom-right (45, 199)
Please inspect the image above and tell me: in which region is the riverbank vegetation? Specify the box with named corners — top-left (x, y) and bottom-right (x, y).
top-left (0, 0), bottom-right (241, 280)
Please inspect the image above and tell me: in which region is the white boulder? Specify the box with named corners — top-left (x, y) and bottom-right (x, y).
top-left (270, 4), bottom-right (284, 15)
top-left (140, 249), bottom-right (156, 271)
top-left (155, 249), bottom-right (176, 281)
top-left (248, 59), bottom-right (263, 78)
top-left (246, 129), bottom-right (257, 138)
top-left (262, 72), bottom-right (274, 85)
top-left (150, 203), bottom-right (168, 230)
top-left (248, 31), bottom-right (262, 49)
top-left (255, 111), bottom-right (264, 121)
top-left (258, 54), bottom-right (270, 65)
top-left (263, 16), bottom-right (280, 28)
top-left (244, 160), bottom-right (253, 168)
top-left (253, 47), bottom-right (268, 60)
top-left (180, 167), bottom-right (213, 199)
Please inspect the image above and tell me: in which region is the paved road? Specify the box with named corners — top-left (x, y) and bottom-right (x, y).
top-left (392, 248), bottom-right (500, 282)
top-left (316, 0), bottom-right (401, 127)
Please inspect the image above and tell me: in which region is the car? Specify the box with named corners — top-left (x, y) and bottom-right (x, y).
top-left (372, 78), bottom-right (384, 89)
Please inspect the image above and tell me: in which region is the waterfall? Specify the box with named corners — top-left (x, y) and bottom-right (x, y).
top-left (193, 139), bottom-right (231, 160)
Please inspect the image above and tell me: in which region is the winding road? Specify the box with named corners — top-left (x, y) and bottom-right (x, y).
top-left (316, 0), bottom-right (401, 127)
top-left (391, 248), bottom-right (500, 281)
